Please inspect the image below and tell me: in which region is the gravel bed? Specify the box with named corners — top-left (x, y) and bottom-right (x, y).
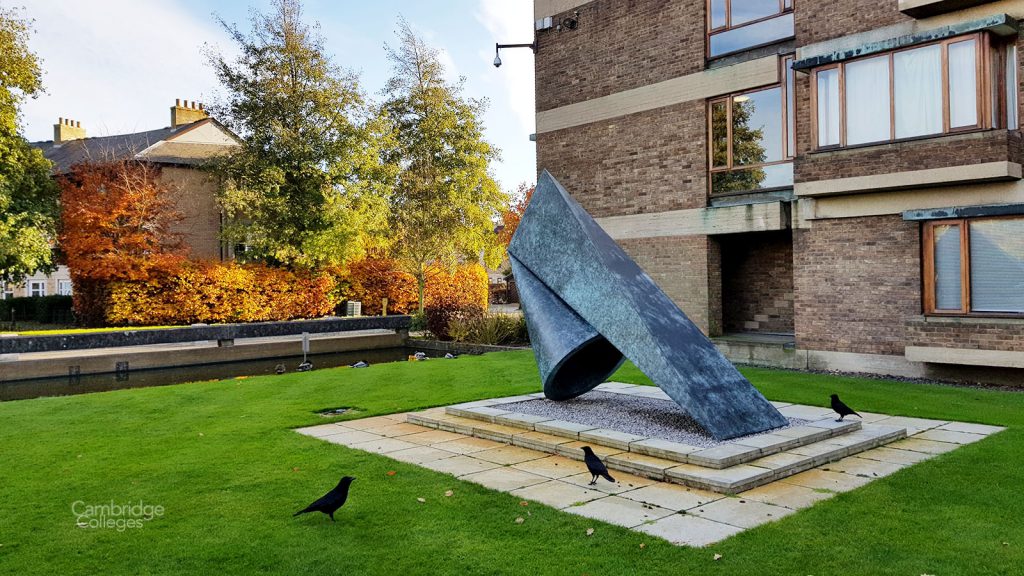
top-left (500, 391), bottom-right (806, 449)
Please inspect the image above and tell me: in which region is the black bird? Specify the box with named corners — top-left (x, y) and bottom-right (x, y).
top-left (581, 446), bottom-right (615, 485)
top-left (831, 394), bottom-right (861, 422)
top-left (294, 476), bottom-right (355, 522)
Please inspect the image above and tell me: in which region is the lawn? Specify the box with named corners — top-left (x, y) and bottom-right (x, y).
top-left (0, 350), bottom-right (1021, 575)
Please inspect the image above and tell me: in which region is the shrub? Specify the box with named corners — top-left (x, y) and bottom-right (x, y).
top-left (422, 263), bottom-right (489, 340)
top-left (448, 313), bottom-right (529, 346)
top-left (106, 261), bottom-right (337, 326)
top-left (341, 258), bottom-right (418, 315)
top-left (0, 295), bottom-right (74, 325)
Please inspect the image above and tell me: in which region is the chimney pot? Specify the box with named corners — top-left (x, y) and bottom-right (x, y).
top-left (76, 121), bottom-right (81, 128)
top-left (176, 98), bottom-right (180, 107)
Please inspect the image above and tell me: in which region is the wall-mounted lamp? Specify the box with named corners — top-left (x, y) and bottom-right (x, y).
top-left (493, 42), bottom-right (536, 68)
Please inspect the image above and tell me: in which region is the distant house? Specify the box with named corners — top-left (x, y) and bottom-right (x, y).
top-left (1, 100), bottom-right (239, 299)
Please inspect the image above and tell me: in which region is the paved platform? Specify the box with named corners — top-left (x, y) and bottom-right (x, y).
top-left (296, 386), bottom-right (1004, 547)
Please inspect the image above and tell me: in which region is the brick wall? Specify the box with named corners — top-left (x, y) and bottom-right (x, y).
top-left (720, 231), bottom-right (795, 334)
top-left (535, 0), bottom-right (705, 112)
top-left (159, 167), bottom-right (223, 261)
top-left (795, 0), bottom-right (908, 47)
top-left (617, 235), bottom-right (714, 334)
top-left (793, 215), bottom-right (920, 355)
top-left (795, 130), bottom-right (1023, 183)
top-left (906, 317), bottom-right (1024, 352)
top-left (536, 100), bottom-right (707, 218)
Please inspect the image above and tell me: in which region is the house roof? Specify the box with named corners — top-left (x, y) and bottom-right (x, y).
top-left (30, 118), bottom-right (238, 174)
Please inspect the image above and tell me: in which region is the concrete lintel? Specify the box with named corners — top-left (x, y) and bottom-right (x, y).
top-left (536, 56), bottom-right (779, 133)
top-left (535, 0), bottom-right (590, 20)
top-left (906, 346), bottom-right (1024, 368)
top-left (795, 162), bottom-right (1022, 198)
top-left (902, 202), bottom-right (1024, 220)
top-left (794, 14), bottom-right (1018, 70)
top-left (595, 201), bottom-right (789, 241)
top-left (901, 0), bottom-right (1001, 19)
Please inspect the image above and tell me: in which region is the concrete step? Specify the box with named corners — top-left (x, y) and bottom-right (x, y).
top-left (406, 406), bottom-right (906, 494)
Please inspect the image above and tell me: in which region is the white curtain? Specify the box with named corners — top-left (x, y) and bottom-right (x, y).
top-left (895, 45), bottom-right (942, 138)
top-left (948, 40), bottom-right (978, 128)
top-left (817, 69), bottom-right (840, 146)
top-left (845, 55), bottom-right (891, 145)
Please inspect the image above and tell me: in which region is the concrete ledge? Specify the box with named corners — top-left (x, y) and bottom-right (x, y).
top-left (906, 346), bottom-right (1024, 368)
top-left (596, 201), bottom-right (789, 240)
top-left (795, 161), bottom-right (1022, 198)
top-left (536, 56), bottom-right (778, 133)
top-left (900, 0), bottom-right (996, 19)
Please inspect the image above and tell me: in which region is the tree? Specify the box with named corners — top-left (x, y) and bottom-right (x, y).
top-left (59, 161), bottom-right (186, 325)
top-left (497, 183), bottom-right (534, 247)
top-left (381, 19), bottom-right (508, 312)
top-left (0, 6), bottom-right (59, 283)
top-left (710, 98), bottom-right (767, 194)
top-left (206, 0), bottom-right (392, 269)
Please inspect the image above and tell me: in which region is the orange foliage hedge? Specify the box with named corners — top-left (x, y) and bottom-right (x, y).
top-left (341, 258), bottom-right (418, 315)
top-left (106, 261), bottom-right (336, 326)
top-left (423, 264), bottom-right (489, 340)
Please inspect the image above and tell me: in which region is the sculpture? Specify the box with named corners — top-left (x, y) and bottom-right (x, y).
top-left (508, 171), bottom-right (788, 440)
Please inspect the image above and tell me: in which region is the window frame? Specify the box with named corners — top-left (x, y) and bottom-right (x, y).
top-left (811, 33), bottom-right (994, 150)
top-left (707, 55), bottom-right (795, 196)
top-left (706, 0), bottom-right (795, 59)
top-left (57, 280), bottom-right (73, 296)
top-left (28, 280), bottom-right (46, 297)
top-left (922, 215), bottom-right (1024, 317)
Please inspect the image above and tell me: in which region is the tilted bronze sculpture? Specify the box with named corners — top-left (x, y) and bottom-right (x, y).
top-left (508, 171), bottom-right (788, 440)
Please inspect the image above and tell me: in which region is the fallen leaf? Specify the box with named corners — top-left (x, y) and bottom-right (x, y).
top-left (292, 467), bottom-right (300, 472)
top-left (444, 490), bottom-right (453, 497)
top-left (416, 498), bottom-right (426, 503)
top-left (586, 528), bottom-right (595, 536)
top-left (514, 517), bottom-right (525, 524)
top-left (713, 554), bottom-right (723, 561)
top-left (519, 501), bottom-right (529, 506)
top-left (198, 433), bottom-right (204, 437)
top-left (639, 543), bottom-right (646, 549)
top-left (386, 471), bottom-right (397, 476)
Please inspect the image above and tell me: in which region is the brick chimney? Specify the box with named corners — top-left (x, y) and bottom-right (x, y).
top-left (53, 117), bottom-right (86, 144)
top-left (170, 98), bottom-right (208, 128)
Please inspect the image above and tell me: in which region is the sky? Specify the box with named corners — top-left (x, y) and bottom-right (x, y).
top-left (14, 0), bottom-right (537, 193)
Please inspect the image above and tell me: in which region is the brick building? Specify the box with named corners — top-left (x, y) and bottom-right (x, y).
top-left (532, 0), bottom-right (1024, 384)
top-left (1, 100), bottom-right (238, 299)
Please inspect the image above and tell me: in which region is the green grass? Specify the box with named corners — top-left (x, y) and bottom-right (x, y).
top-left (1, 351), bottom-right (1022, 575)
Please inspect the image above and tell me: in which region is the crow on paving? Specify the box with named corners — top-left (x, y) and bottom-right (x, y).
top-left (582, 446), bottom-right (615, 485)
top-left (294, 476), bottom-right (355, 522)
top-left (830, 394), bottom-right (861, 422)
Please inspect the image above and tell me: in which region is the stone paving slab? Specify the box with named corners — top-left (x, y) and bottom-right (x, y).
top-left (555, 440), bottom-right (623, 462)
top-left (295, 424), bottom-right (353, 439)
top-left (636, 513), bottom-right (745, 547)
top-left (564, 495), bottom-right (674, 528)
top-left (561, 470), bottom-right (656, 494)
top-left (688, 497), bottom-right (795, 529)
top-left (535, 419), bottom-right (599, 439)
top-left (628, 437), bottom-right (701, 461)
top-left (347, 437), bottom-right (419, 454)
top-left (374, 423), bottom-right (432, 438)
top-left (618, 483), bottom-right (721, 511)
top-left (855, 446), bottom-right (934, 465)
top-left (335, 415), bottom-right (399, 430)
top-left (386, 445), bottom-right (457, 465)
top-left (738, 481), bottom-right (834, 510)
top-left (579, 428), bottom-right (648, 451)
top-left (512, 430), bottom-right (577, 453)
top-left (460, 467), bottom-right (550, 492)
top-left (473, 445), bottom-right (547, 465)
top-left (319, 429), bottom-right (386, 446)
top-left (420, 455), bottom-right (501, 476)
top-left (824, 456), bottom-right (906, 479)
top-left (511, 455), bottom-right (583, 479)
top-left (510, 480), bottom-right (606, 509)
top-left (605, 451), bottom-right (677, 480)
top-left (495, 412), bottom-right (552, 430)
top-left (938, 421), bottom-right (1006, 435)
top-left (913, 428), bottom-right (987, 445)
top-left (432, 436), bottom-right (504, 455)
top-left (780, 469), bottom-right (873, 492)
top-left (400, 429), bottom-right (466, 445)
top-left (886, 437), bottom-right (960, 455)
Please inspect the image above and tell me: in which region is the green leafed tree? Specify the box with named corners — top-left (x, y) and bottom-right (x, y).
top-left (381, 19), bottom-right (507, 312)
top-left (0, 6), bottom-right (58, 283)
top-left (206, 0), bottom-right (393, 269)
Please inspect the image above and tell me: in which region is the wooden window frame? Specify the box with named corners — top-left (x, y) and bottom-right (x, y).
top-left (922, 216), bottom-right (1024, 317)
top-left (707, 56), bottom-right (795, 195)
top-left (810, 33), bottom-right (996, 150)
top-left (706, 0), bottom-right (794, 59)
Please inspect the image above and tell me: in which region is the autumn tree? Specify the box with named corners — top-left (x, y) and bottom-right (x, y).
top-left (59, 161), bottom-right (186, 325)
top-left (381, 19), bottom-right (508, 312)
top-left (0, 6), bottom-right (59, 283)
top-left (497, 182), bottom-right (534, 247)
top-left (710, 98), bottom-right (767, 194)
top-left (206, 0), bottom-right (392, 269)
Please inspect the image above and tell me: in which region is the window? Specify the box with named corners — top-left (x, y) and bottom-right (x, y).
top-left (0, 283), bottom-right (12, 300)
top-left (707, 0), bottom-right (794, 58)
top-left (58, 280), bottom-right (73, 296)
top-left (812, 34), bottom-right (1015, 148)
top-left (709, 56), bottom-right (795, 196)
top-left (29, 281), bottom-right (46, 297)
top-left (923, 217), bottom-right (1024, 315)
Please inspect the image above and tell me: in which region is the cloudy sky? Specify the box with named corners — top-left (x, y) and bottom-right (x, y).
top-left (15, 0), bottom-right (537, 192)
